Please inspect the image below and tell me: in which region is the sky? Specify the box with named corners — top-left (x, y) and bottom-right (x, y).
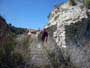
top-left (0, 0), bottom-right (67, 29)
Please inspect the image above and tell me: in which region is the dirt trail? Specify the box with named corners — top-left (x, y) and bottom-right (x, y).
top-left (29, 39), bottom-right (53, 68)
top-left (28, 34), bottom-right (64, 68)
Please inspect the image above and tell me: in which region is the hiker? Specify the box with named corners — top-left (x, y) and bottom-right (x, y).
top-left (27, 30), bottom-right (32, 38)
top-left (41, 29), bottom-right (48, 42)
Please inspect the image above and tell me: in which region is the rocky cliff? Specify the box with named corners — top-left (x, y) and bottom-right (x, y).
top-left (47, 1), bottom-right (90, 68)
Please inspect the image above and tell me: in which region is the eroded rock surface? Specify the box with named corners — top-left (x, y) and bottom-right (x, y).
top-left (52, 1), bottom-right (90, 68)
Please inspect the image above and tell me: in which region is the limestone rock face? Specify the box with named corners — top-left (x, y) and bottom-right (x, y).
top-left (52, 2), bottom-right (90, 68)
top-left (54, 4), bottom-right (88, 46)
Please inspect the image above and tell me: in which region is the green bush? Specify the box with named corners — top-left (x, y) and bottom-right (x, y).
top-left (0, 36), bottom-right (25, 68)
top-left (84, 0), bottom-right (90, 8)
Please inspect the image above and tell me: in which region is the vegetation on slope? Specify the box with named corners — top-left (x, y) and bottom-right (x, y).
top-left (0, 16), bottom-right (27, 68)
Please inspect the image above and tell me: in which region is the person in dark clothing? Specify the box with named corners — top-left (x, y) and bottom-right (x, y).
top-left (41, 29), bottom-right (48, 42)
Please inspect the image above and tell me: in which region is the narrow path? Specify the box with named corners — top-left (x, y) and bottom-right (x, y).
top-left (29, 35), bottom-right (53, 68)
top-left (23, 34), bottom-right (65, 68)
top-left (16, 34), bottom-right (76, 68)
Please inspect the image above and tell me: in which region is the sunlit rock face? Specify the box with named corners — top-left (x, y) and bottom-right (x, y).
top-left (54, 5), bottom-right (88, 47)
top-left (52, 1), bottom-right (90, 68)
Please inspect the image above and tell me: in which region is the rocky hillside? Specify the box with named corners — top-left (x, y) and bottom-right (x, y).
top-left (0, 16), bottom-right (12, 46)
top-left (45, 0), bottom-right (90, 68)
top-left (0, 16), bottom-right (28, 45)
top-left (0, 16), bottom-right (28, 68)
top-left (0, 16), bottom-right (27, 34)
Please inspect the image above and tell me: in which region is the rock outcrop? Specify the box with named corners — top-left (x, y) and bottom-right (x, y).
top-left (47, 0), bottom-right (90, 68)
